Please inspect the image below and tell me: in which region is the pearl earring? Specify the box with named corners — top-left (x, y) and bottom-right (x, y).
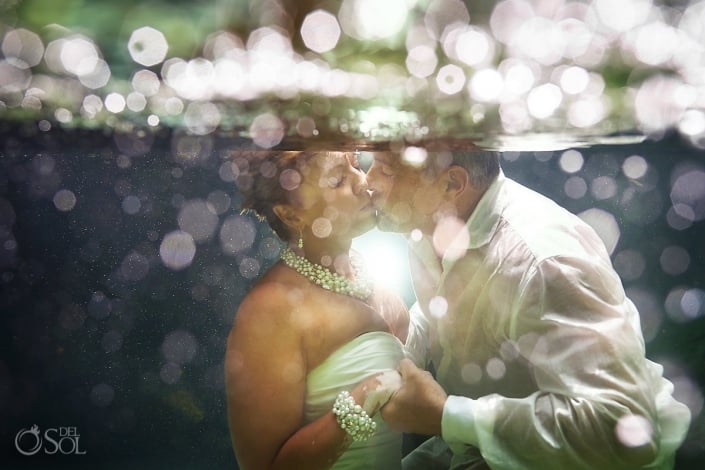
top-left (298, 232), bottom-right (303, 249)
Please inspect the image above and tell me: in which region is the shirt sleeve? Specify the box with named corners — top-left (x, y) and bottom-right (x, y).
top-left (441, 395), bottom-right (479, 454)
top-left (404, 301), bottom-right (431, 369)
top-left (442, 254), bottom-right (682, 470)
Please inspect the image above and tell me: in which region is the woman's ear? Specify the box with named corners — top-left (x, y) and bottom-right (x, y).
top-left (272, 203), bottom-right (302, 230)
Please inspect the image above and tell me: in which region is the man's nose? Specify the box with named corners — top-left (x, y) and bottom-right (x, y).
top-left (353, 172), bottom-right (369, 195)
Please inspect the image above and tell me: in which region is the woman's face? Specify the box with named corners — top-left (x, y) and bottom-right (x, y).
top-left (291, 151), bottom-right (376, 242)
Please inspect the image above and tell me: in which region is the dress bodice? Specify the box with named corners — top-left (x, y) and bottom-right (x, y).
top-left (304, 331), bottom-right (405, 469)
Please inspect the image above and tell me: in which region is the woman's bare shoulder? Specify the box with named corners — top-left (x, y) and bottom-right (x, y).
top-left (240, 277), bottom-right (296, 311)
top-left (230, 268), bottom-right (310, 340)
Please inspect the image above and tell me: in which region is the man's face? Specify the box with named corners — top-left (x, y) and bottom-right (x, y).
top-left (366, 151), bottom-right (446, 235)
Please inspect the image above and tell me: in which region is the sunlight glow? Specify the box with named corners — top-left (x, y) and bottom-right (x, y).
top-left (339, 0), bottom-right (410, 40)
top-left (352, 229), bottom-right (412, 299)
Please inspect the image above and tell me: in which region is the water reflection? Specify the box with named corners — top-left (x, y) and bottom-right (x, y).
top-left (2, 1), bottom-right (705, 142)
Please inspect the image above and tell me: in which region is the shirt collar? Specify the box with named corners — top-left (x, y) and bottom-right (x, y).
top-left (465, 168), bottom-right (505, 249)
top-left (439, 169), bottom-right (505, 270)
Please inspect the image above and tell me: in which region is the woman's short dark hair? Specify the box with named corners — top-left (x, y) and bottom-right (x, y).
top-left (233, 149), bottom-right (311, 240)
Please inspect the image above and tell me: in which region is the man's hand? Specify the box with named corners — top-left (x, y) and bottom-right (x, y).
top-left (380, 358), bottom-right (447, 435)
top-left (350, 370), bottom-right (402, 417)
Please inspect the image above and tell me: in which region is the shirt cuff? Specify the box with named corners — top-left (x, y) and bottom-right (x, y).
top-left (441, 395), bottom-right (479, 452)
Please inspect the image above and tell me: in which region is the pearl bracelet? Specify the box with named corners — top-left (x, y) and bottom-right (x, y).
top-left (332, 390), bottom-right (377, 442)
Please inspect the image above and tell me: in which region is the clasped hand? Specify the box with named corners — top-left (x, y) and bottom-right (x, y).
top-left (380, 358), bottom-right (448, 436)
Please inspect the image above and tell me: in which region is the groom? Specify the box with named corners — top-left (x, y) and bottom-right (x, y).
top-left (366, 141), bottom-right (690, 469)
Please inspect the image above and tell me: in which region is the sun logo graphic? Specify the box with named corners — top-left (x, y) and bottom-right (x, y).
top-left (14, 425), bottom-right (87, 456)
top-left (14, 424), bottom-right (42, 456)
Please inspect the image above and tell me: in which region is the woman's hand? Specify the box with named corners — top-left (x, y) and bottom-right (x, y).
top-left (350, 370), bottom-right (402, 416)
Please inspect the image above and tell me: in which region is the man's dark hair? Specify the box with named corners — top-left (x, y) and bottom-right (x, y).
top-left (403, 138), bottom-right (501, 191)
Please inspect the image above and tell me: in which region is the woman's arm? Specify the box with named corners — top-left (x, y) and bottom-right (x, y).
top-left (225, 284), bottom-right (382, 470)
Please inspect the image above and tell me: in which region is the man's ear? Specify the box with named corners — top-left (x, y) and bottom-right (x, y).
top-left (272, 203), bottom-right (302, 230)
top-left (444, 166), bottom-right (469, 196)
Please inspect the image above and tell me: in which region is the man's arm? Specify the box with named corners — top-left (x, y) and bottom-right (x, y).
top-left (403, 302), bottom-right (431, 368)
top-left (384, 256), bottom-right (689, 469)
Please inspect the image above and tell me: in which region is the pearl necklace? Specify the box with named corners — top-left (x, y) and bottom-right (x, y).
top-left (280, 248), bottom-right (373, 301)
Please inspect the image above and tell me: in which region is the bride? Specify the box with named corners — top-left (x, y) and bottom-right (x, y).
top-left (225, 149), bottom-right (410, 469)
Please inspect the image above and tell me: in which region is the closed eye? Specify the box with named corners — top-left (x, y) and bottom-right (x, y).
top-left (369, 160), bottom-right (395, 179)
top-left (380, 164), bottom-right (395, 177)
top-left (328, 175), bottom-right (345, 187)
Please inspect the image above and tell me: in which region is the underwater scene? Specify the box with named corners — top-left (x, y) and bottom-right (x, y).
top-left (1, 0), bottom-right (705, 468)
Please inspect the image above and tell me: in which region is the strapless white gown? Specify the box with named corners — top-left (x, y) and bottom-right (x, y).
top-left (303, 331), bottom-right (405, 469)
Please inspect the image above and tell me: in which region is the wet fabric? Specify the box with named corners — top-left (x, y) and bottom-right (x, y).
top-left (405, 170), bottom-right (691, 470)
top-left (304, 331), bottom-right (406, 469)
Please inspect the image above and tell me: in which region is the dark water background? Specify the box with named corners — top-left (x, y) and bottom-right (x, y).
top-left (1, 123), bottom-right (703, 468)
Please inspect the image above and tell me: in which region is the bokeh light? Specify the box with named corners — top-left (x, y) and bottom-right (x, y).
top-left (301, 10), bottom-right (341, 53)
top-left (578, 208), bottom-right (620, 255)
top-left (128, 26), bottom-right (168, 67)
top-left (1, 0), bottom-right (703, 142)
top-left (615, 414), bottom-right (654, 448)
top-left (160, 230), bottom-right (197, 270)
top-left (1, 2), bottom-right (705, 468)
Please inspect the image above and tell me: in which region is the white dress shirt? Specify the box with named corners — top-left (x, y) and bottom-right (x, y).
top-left (405, 170), bottom-right (691, 469)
